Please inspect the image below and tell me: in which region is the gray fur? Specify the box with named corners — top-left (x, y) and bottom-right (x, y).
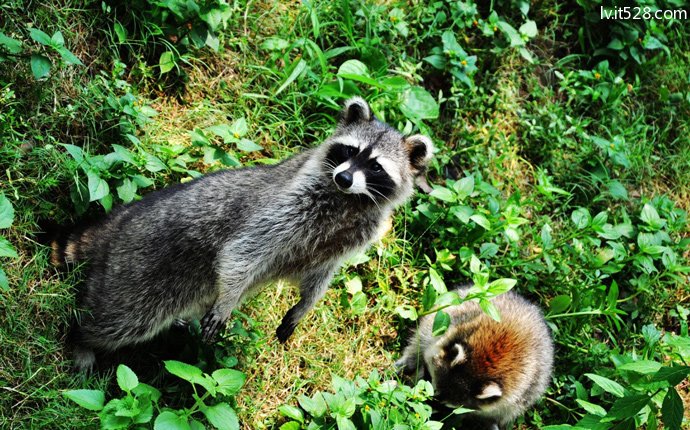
top-left (57, 97), bottom-right (433, 371)
top-left (396, 288), bottom-right (554, 430)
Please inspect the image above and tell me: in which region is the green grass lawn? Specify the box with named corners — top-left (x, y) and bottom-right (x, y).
top-left (1, 0), bottom-right (689, 429)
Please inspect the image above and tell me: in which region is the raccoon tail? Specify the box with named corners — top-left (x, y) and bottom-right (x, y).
top-left (43, 222), bottom-right (92, 268)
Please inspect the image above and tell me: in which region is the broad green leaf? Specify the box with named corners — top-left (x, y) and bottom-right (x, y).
top-left (116, 364), bottom-right (139, 392)
top-left (261, 37), bottom-right (289, 51)
top-left (50, 31), bottom-right (65, 46)
top-left (585, 374), bottom-right (625, 398)
top-left (428, 267), bottom-right (447, 294)
top-left (63, 389), bottom-right (105, 411)
top-left (144, 153), bottom-right (167, 172)
top-left (349, 291), bottom-right (367, 315)
top-left (395, 305), bottom-right (418, 321)
top-left (0, 32), bottom-right (22, 53)
top-left (470, 214), bottom-right (490, 230)
top-left (497, 21), bottom-right (524, 47)
top-left (640, 204), bottom-right (665, 230)
top-left (29, 28), bottom-right (52, 45)
top-left (30, 54), bottom-right (51, 79)
top-left (0, 237), bottom-right (18, 258)
top-left (278, 405), bottom-right (304, 423)
top-left (337, 59), bottom-right (370, 78)
top-left (159, 51), bottom-right (175, 74)
top-left (298, 393), bottom-right (327, 417)
top-left (487, 278), bottom-right (516, 295)
top-left (164, 360), bottom-right (202, 383)
top-left (453, 176), bottom-right (474, 199)
top-left (279, 422), bottom-right (301, 430)
top-left (57, 46), bottom-right (83, 66)
top-left (605, 394), bottom-right (650, 419)
top-left (114, 22), bottom-right (127, 43)
top-left (203, 403), bottom-right (239, 430)
top-left (0, 268), bottom-right (8, 291)
top-left (86, 170), bottom-right (109, 202)
top-left (400, 86), bottom-right (439, 121)
top-left (576, 399), bottom-right (607, 417)
top-left (549, 295), bottom-right (571, 314)
top-left (661, 388), bottom-right (683, 430)
top-left (429, 186), bottom-right (454, 202)
top-left (651, 365), bottom-right (690, 385)
top-left (154, 411), bottom-right (191, 430)
top-left (0, 193), bottom-right (15, 229)
top-left (479, 299), bottom-right (501, 322)
top-left (519, 20), bottom-right (538, 38)
top-left (617, 360), bottom-right (662, 375)
top-left (432, 310), bottom-right (451, 336)
top-left (236, 139), bottom-right (263, 152)
top-left (422, 283), bottom-right (437, 311)
top-left (571, 207), bottom-right (591, 229)
top-left (212, 368), bottom-right (246, 396)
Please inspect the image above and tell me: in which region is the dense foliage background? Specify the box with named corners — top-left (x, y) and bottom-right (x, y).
top-left (1, 0), bottom-right (688, 429)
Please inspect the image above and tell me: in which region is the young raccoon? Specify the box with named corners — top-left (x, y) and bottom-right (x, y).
top-left (53, 97), bottom-right (434, 371)
top-left (396, 289), bottom-right (554, 430)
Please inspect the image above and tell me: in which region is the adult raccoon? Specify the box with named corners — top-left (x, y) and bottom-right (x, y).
top-left (396, 288), bottom-right (554, 430)
top-left (53, 97), bottom-right (434, 371)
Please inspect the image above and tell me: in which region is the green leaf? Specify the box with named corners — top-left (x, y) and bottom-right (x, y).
top-left (337, 59), bottom-right (370, 78)
top-left (261, 37), bottom-right (289, 51)
top-left (203, 403), bottom-right (239, 430)
top-left (617, 360), bottom-right (662, 375)
top-left (114, 22), bottom-right (127, 43)
top-left (50, 31), bottom-right (65, 46)
top-left (640, 204), bottom-right (665, 230)
top-left (279, 422), bottom-right (301, 430)
top-left (278, 405), bottom-right (304, 423)
top-left (144, 153), bottom-right (167, 172)
top-left (29, 28), bottom-right (52, 45)
top-left (651, 366), bottom-right (690, 385)
top-left (86, 170), bottom-right (109, 202)
top-left (395, 305), bottom-right (418, 321)
top-left (0, 268), bottom-right (8, 291)
top-left (576, 399), bottom-right (607, 417)
top-left (116, 364), bottom-right (139, 392)
top-left (479, 299), bottom-right (501, 322)
top-left (453, 176), bottom-right (474, 199)
top-left (571, 207), bottom-right (591, 229)
top-left (519, 20), bottom-right (538, 38)
top-left (497, 21), bottom-right (524, 47)
top-left (275, 59), bottom-right (307, 96)
top-left (661, 388), bottom-right (683, 430)
top-left (432, 310), bottom-right (451, 336)
top-left (212, 369), bottom-right (246, 396)
top-left (585, 374), bottom-right (625, 398)
top-left (30, 54), bottom-right (51, 79)
top-left (159, 51), bottom-right (175, 74)
top-left (298, 394), bottom-right (327, 417)
top-left (606, 394), bottom-right (650, 419)
top-left (429, 186), bottom-right (455, 202)
top-left (164, 360), bottom-right (202, 383)
top-left (0, 237), bottom-right (18, 258)
top-left (549, 295), bottom-right (571, 314)
top-left (236, 139), bottom-right (263, 152)
top-left (154, 411), bottom-right (191, 430)
top-left (0, 32), bottom-right (22, 53)
top-left (0, 193), bottom-right (15, 229)
top-left (56, 46), bottom-right (83, 66)
top-left (487, 278), bottom-right (516, 295)
top-left (349, 291), bottom-right (367, 315)
top-left (63, 389), bottom-right (105, 411)
top-left (400, 86), bottom-right (439, 121)
top-left (470, 214), bottom-right (491, 230)
top-left (428, 267), bottom-right (447, 294)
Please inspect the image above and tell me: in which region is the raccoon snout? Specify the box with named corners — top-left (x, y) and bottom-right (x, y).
top-left (334, 171), bottom-right (353, 189)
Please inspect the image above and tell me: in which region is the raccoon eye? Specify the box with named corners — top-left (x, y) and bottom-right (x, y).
top-left (345, 146), bottom-right (358, 157)
top-left (370, 161), bottom-right (383, 172)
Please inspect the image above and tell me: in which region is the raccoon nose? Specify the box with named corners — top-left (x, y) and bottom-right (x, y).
top-left (335, 171), bottom-right (353, 189)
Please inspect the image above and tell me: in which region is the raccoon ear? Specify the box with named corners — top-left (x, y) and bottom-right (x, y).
top-left (476, 382), bottom-right (503, 400)
top-left (449, 343), bottom-right (466, 367)
top-left (340, 97), bottom-right (373, 125)
top-left (404, 134), bottom-right (434, 174)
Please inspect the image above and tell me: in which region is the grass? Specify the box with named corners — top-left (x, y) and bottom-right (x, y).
top-left (1, 0), bottom-right (689, 429)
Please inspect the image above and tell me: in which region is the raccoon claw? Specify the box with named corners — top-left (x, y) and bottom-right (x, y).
top-left (200, 312), bottom-right (226, 343)
top-left (276, 320), bottom-right (296, 343)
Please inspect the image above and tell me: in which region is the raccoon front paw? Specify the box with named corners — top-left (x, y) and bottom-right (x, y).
top-left (276, 320), bottom-right (296, 343)
top-left (200, 311), bottom-right (226, 343)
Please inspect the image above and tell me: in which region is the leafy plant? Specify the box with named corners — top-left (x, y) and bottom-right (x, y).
top-left (64, 361), bottom-right (245, 430)
top-left (278, 371), bottom-right (446, 430)
top-left (0, 28), bottom-right (82, 79)
top-left (0, 192), bottom-right (16, 291)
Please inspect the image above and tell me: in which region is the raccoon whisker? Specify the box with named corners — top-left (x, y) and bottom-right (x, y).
top-left (368, 188), bottom-right (394, 206)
